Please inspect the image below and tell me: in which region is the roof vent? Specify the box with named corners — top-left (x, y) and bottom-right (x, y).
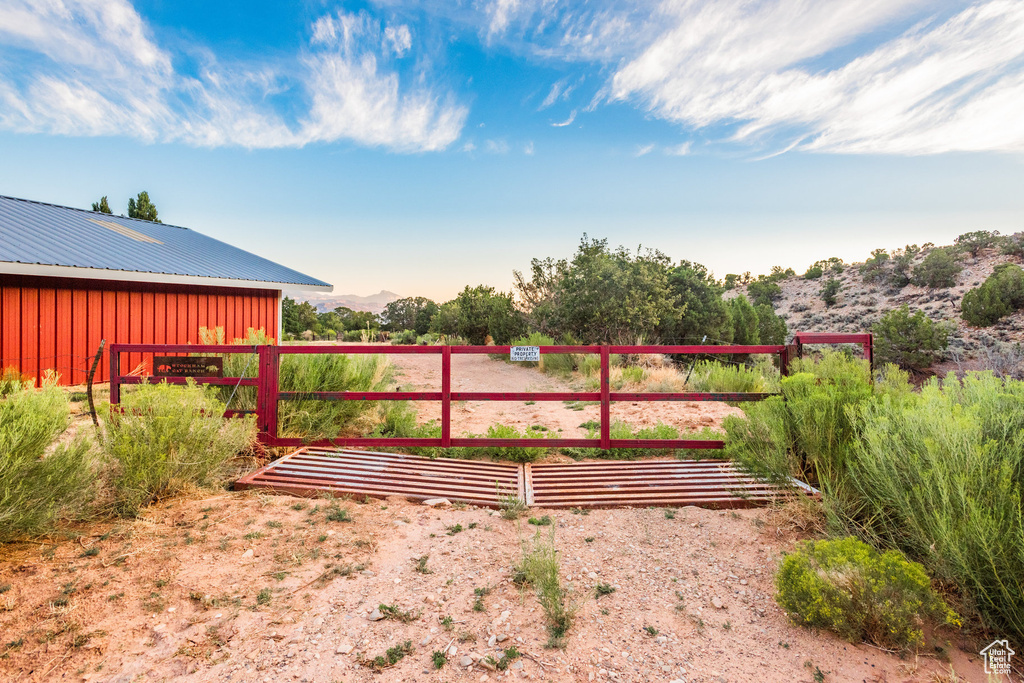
top-left (88, 218), bottom-right (163, 244)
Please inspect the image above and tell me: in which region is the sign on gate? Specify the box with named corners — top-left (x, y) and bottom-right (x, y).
top-left (509, 346), bottom-right (541, 362)
top-left (153, 356), bottom-right (224, 377)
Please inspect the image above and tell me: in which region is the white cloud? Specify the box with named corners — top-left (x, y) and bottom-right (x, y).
top-left (0, 2), bottom-right (467, 151)
top-left (551, 109), bottom-right (576, 127)
top-left (664, 141), bottom-right (691, 156)
top-left (607, 0), bottom-right (1024, 154)
top-left (634, 143), bottom-right (654, 156)
top-left (524, 140), bottom-right (535, 155)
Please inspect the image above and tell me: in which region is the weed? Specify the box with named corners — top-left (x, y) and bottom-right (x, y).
top-left (517, 528), bottom-right (577, 648)
top-left (467, 522), bottom-right (478, 529)
top-left (497, 483), bottom-right (527, 520)
top-left (493, 646), bottom-right (521, 671)
top-left (317, 534), bottom-right (328, 542)
top-left (569, 507), bottom-right (589, 516)
top-left (446, 524), bottom-right (463, 536)
top-left (778, 641), bottom-right (790, 649)
top-left (256, 588), bottom-right (272, 606)
top-left (414, 555), bottom-right (432, 574)
top-left (440, 615), bottom-right (453, 630)
top-left (584, 537), bottom-right (594, 543)
top-left (266, 520), bottom-right (283, 529)
top-left (362, 640), bottom-right (413, 670)
top-left (457, 631), bottom-right (475, 643)
top-left (244, 531), bottom-right (262, 540)
top-left (272, 571), bottom-right (287, 581)
top-left (473, 596), bottom-right (485, 612)
top-left (722, 621), bottom-right (732, 631)
top-left (325, 505), bottom-right (352, 523)
top-left (664, 509), bottom-right (676, 520)
top-left (594, 583), bottom-right (615, 597)
top-left (377, 603), bottom-right (420, 623)
top-left (431, 649), bottom-right (447, 669)
top-left (643, 625), bottom-right (658, 637)
top-left (528, 515), bottom-right (552, 526)
top-left (141, 592), bottom-right (165, 613)
top-left (0, 584), bottom-right (9, 594)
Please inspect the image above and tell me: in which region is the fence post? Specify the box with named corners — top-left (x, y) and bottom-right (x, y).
top-left (109, 344), bottom-right (120, 405)
top-left (441, 346), bottom-right (451, 448)
top-left (267, 346), bottom-right (280, 442)
top-left (600, 345), bottom-right (611, 451)
top-left (256, 345), bottom-right (269, 441)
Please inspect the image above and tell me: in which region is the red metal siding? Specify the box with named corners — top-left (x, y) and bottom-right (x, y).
top-left (0, 275), bottom-right (280, 386)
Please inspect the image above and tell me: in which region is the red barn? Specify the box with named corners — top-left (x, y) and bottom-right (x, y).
top-left (0, 195), bottom-right (332, 385)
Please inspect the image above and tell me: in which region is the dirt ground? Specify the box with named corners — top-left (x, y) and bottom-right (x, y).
top-left (0, 353), bottom-right (1014, 682)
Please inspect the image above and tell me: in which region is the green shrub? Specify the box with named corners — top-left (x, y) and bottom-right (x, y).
top-left (911, 248), bottom-right (961, 288)
top-left (0, 373), bottom-right (96, 541)
top-left (954, 230), bottom-right (1000, 257)
top-left (687, 360), bottom-right (775, 394)
top-left (777, 537), bottom-right (957, 649)
top-left (873, 305), bottom-right (950, 371)
top-left (204, 328), bottom-right (400, 441)
top-left (746, 279), bottom-right (782, 307)
top-left (101, 381), bottom-right (256, 515)
top-left (803, 258), bottom-right (844, 280)
top-left (389, 329), bottom-right (417, 345)
top-left (819, 278), bottom-right (842, 308)
top-left (859, 248), bottom-right (890, 282)
top-left (848, 374), bottom-right (1024, 640)
top-left (962, 263), bottom-right (1024, 327)
top-left (725, 356), bottom-right (1024, 642)
top-left (463, 424), bottom-right (552, 463)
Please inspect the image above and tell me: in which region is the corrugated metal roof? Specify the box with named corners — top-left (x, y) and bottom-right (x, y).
top-left (0, 194), bottom-right (332, 290)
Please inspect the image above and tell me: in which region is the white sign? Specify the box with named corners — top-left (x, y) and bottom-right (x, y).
top-left (510, 346), bottom-right (541, 362)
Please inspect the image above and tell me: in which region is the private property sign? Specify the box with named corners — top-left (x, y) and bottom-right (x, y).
top-left (510, 346), bottom-right (541, 362)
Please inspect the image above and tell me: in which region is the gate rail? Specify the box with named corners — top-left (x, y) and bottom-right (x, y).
top-left (109, 335), bottom-right (870, 453)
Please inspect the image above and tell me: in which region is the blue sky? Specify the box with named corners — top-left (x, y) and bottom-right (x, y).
top-left (1, 0), bottom-right (1022, 300)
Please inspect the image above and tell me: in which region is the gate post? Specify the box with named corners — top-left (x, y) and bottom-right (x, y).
top-left (109, 344), bottom-right (121, 405)
top-left (256, 345), bottom-right (269, 441)
top-left (441, 346), bottom-right (451, 448)
top-left (600, 345), bottom-right (611, 451)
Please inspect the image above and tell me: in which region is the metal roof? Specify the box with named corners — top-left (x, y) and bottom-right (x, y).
top-left (0, 195), bottom-right (332, 291)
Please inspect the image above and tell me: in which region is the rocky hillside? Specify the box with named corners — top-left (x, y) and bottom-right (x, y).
top-left (735, 237), bottom-right (1024, 375)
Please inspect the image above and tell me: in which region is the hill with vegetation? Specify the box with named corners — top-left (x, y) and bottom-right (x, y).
top-left (730, 230), bottom-right (1024, 376)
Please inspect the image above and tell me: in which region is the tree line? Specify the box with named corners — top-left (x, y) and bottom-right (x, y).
top-left (283, 235), bottom-right (788, 346)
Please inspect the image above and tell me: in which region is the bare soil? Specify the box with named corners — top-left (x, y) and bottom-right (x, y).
top-left (0, 355), bottom-right (1011, 683)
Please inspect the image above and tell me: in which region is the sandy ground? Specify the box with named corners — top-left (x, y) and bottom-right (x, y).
top-left (0, 353), bottom-right (1015, 682)
top-left (0, 497), bottom-right (1005, 683)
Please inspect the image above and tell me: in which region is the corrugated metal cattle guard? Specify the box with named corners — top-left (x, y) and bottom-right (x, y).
top-left (235, 448), bottom-right (817, 509)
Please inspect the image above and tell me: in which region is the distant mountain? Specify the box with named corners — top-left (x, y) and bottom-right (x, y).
top-left (300, 290), bottom-right (402, 314)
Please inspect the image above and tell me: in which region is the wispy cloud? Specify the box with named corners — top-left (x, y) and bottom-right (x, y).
top-left (607, 0), bottom-right (1024, 154)
top-left (485, 138), bottom-right (510, 153)
top-left (524, 141), bottom-right (535, 155)
top-left (0, 1), bottom-right (467, 151)
top-left (664, 142), bottom-right (691, 156)
top-left (551, 110), bottom-right (577, 127)
top-left (471, 0), bottom-right (1024, 154)
top-left (634, 143), bottom-right (655, 157)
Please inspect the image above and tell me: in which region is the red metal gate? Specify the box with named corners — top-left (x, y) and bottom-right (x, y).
top-left (109, 335), bottom-right (870, 454)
